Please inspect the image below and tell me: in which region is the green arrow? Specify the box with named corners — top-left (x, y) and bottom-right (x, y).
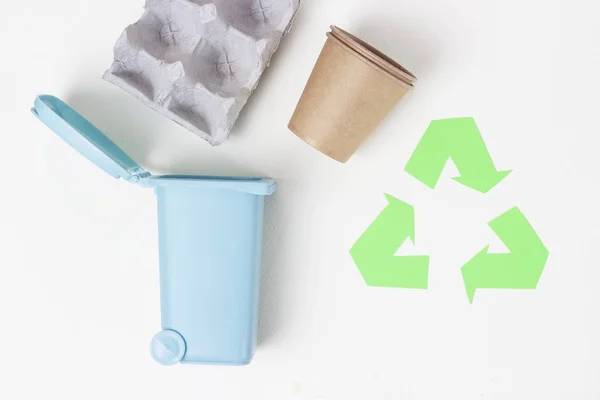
top-left (461, 207), bottom-right (549, 303)
top-left (350, 194), bottom-right (429, 288)
top-left (404, 117), bottom-right (511, 193)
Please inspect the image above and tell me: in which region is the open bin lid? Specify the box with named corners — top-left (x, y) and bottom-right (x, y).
top-left (31, 95), bottom-right (276, 196)
top-left (31, 95), bottom-right (148, 182)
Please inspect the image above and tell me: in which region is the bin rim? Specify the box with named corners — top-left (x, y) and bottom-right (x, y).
top-left (143, 176), bottom-right (276, 196)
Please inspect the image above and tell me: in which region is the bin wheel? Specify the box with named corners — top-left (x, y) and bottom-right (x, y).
top-left (150, 329), bottom-right (186, 366)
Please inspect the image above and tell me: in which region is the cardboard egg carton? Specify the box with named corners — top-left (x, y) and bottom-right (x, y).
top-left (104, 0), bottom-right (300, 145)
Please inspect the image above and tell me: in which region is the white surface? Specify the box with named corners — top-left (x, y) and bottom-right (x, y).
top-left (1, 0), bottom-right (599, 399)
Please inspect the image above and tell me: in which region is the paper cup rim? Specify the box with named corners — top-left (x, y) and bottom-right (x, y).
top-left (326, 32), bottom-right (414, 89)
top-left (330, 26), bottom-right (417, 84)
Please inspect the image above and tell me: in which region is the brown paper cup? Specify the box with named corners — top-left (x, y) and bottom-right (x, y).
top-left (288, 28), bottom-right (415, 163)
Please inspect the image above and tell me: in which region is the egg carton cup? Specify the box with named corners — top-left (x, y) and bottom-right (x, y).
top-left (104, 0), bottom-right (301, 145)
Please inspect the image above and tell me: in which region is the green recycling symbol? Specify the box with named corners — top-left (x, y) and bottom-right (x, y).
top-left (350, 117), bottom-right (549, 303)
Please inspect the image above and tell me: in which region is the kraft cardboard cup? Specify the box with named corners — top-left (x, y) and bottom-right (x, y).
top-left (329, 26), bottom-right (417, 86)
top-left (288, 29), bottom-right (415, 163)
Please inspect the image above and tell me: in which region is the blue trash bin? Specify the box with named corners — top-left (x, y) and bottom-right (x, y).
top-left (31, 95), bottom-right (276, 366)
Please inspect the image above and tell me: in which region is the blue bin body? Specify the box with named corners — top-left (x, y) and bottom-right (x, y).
top-left (149, 177), bottom-right (273, 365)
top-left (31, 95), bottom-right (275, 366)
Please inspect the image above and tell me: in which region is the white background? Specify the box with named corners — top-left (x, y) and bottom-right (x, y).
top-left (2, 0), bottom-right (599, 398)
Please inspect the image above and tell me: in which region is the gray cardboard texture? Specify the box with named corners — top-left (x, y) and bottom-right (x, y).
top-left (104, 0), bottom-right (300, 145)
